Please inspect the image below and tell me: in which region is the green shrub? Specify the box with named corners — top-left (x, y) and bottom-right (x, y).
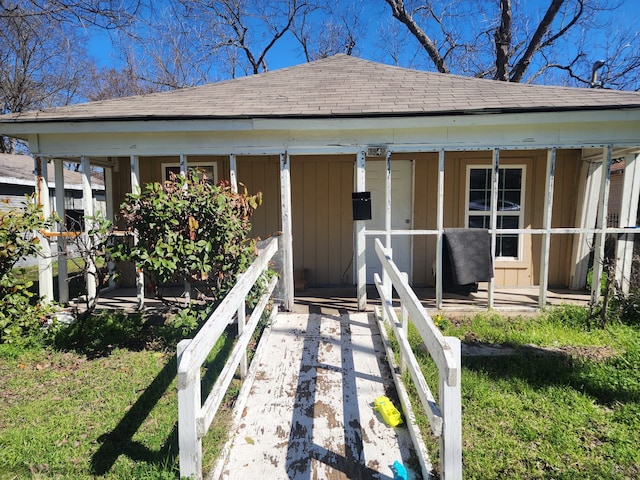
top-left (0, 196), bottom-right (56, 345)
top-left (116, 171), bottom-right (262, 302)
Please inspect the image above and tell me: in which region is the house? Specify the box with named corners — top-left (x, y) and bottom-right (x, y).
top-left (1, 54), bottom-right (640, 310)
top-left (0, 153), bottom-right (106, 227)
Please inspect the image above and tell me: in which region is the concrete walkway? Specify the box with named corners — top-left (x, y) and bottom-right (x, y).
top-left (211, 308), bottom-right (419, 480)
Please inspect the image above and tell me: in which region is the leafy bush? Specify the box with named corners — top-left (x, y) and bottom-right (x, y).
top-left (609, 289), bottom-right (640, 327)
top-left (545, 303), bottom-right (594, 330)
top-left (116, 171), bottom-right (262, 302)
top-left (0, 197), bottom-right (56, 345)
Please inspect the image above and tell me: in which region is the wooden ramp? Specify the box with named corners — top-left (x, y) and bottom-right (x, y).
top-left (211, 309), bottom-right (420, 479)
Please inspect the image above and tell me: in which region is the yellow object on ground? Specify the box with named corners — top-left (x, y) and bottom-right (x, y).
top-left (373, 395), bottom-right (403, 427)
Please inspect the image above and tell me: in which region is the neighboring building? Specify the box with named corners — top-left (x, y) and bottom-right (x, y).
top-left (1, 54), bottom-right (640, 309)
top-left (0, 153), bottom-right (106, 228)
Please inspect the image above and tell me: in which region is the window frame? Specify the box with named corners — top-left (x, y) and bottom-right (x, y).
top-left (161, 162), bottom-right (218, 184)
top-left (464, 164), bottom-right (526, 261)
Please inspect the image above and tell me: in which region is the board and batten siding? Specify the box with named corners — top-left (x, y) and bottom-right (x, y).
top-left (402, 152), bottom-right (439, 287)
top-left (548, 150), bottom-right (582, 287)
top-left (236, 156), bottom-right (281, 241)
top-left (291, 156), bottom-right (354, 286)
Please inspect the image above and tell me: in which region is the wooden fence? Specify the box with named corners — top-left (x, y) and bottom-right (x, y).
top-left (373, 238), bottom-right (462, 480)
top-left (177, 237), bottom-right (278, 479)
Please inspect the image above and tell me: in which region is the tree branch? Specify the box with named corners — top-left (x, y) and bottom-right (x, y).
top-left (495, 0), bottom-right (512, 81)
top-left (384, 0), bottom-right (449, 73)
top-left (510, 0), bottom-right (568, 82)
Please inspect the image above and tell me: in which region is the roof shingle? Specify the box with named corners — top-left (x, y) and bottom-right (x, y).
top-left (3, 54), bottom-right (640, 123)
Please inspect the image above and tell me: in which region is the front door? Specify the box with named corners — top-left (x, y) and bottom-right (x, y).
top-left (365, 160), bottom-right (413, 283)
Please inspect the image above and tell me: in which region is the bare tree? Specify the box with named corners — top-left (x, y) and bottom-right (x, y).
top-left (108, 2), bottom-right (225, 91)
top-left (291, 0), bottom-right (367, 61)
top-left (0, 0), bottom-right (143, 29)
top-left (0, 9), bottom-right (91, 152)
top-left (383, 0), bottom-right (640, 89)
top-left (174, 0), bottom-right (320, 76)
top-left (0, 0), bottom-right (145, 152)
top-left (82, 64), bottom-right (156, 101)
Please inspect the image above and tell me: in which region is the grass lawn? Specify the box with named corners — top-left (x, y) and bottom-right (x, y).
top-left (404, 306), bottom-right (640, 479)
top-left (13, 259), bottom-right (89, 300)
top-left (1, 304), bottom-right (638, 479)
top-left (0, 310), bottom-right (237, 479)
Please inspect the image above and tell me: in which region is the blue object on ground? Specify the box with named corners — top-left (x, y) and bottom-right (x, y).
top-left (391, 460), bottom-right (408, 480)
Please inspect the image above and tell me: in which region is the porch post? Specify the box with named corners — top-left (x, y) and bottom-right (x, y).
top-left (180, 154), bottom-right (191, 306)
top-left (614, 152), bottom-right (640, 293)
top-left (229, 154), bottom-right (238, 193)
top-left (488, 149), bottom-right (500, 309)
top-left (355, 150), bottom-right (367, 311)
top-left (35, 156), bottom-right (54, 303)
top-left (130, 155), bottom-right (145, 310)
top-left (591, 146), bottom-right (612, 306)
top-left (383, 150), bottom-right (392, 299)
top-left (436, 149), bottom-right (445, 309)
top-left (54, 158), bottom-right (69, 304)
top-left (81, 155), bottom-right (97, 308)
top-left (179, 153), bottom-right (188, 176)
top-left (569, 156), bottom-right (602, 289)
top-left (280, 152), bottom-right (294, 311)
top-left (104, 165), bottom-right (116, 290)
top-left (539, 148), bottom-right (556, 308)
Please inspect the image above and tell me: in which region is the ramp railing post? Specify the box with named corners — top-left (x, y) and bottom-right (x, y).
top-left (440, 336), bottom-right (462, 479)
top-left (178, 339), bottom-right (202, 479)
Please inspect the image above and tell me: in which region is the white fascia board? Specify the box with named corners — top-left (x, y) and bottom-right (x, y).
top-left (2, 107), bottom-right (639, 137)
top-left (0, 118), bottom-right (255, 137)
top-left (251, 109), bottom-right (640, 130)
top-left (17, 109), bottom-right (640, 157)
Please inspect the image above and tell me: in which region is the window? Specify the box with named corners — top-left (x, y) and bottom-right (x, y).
top-left (466, 166), bottom-right (525, 259)
top-left (162, 163), bottom-right (217, 184)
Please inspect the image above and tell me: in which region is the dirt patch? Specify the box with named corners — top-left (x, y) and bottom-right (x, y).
top-left (553, 344), bottom-right (618, 361)
top-left (462, 341), bottom-right (618, 361)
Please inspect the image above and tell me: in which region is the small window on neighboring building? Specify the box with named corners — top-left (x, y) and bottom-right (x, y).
top-left (162, 163), bottom-right (218, 184)
top-left (466, 166), bottom-right (525, 259)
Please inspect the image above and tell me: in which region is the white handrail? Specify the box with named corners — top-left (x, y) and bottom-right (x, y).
top-left (177, 237), bottom-right (278, 480)
top-left (374, 238), bottom-right (462, 480)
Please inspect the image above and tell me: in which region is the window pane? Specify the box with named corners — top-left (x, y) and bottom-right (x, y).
top-left (498, 216), bottom-right (519, 229)
top-left (469, 193), bottom-right (490, 211)
top-left (469, 168), bottom-right (489, 189)
top-left (469, 215), bottom-right (489, 229)
top-left (502, 168), bottom-right (522, 190)
top-left (498, 234), bottom-right (518, 257)
top-left (469, 168), bottom-right (491, 210)
top-left (501, 191), bottom-right (521, 210)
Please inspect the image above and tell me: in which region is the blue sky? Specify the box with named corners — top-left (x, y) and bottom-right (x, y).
top-left (85, 1), bottom-right (640, 82)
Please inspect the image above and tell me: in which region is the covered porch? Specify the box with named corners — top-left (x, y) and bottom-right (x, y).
top-left (33, 144), bottom-right (640, 314)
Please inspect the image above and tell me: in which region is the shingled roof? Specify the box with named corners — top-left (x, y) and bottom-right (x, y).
top-left (4, 54), bottom-right (640, 123)
top-left (0, 154), bottom-right (104, 187)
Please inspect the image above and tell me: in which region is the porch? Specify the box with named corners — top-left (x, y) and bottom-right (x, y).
top-left (92, 285), bottom-right (591, 314)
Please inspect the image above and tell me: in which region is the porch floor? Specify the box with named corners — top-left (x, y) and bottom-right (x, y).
top-left (92, 285), bottom-right (591, 314)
